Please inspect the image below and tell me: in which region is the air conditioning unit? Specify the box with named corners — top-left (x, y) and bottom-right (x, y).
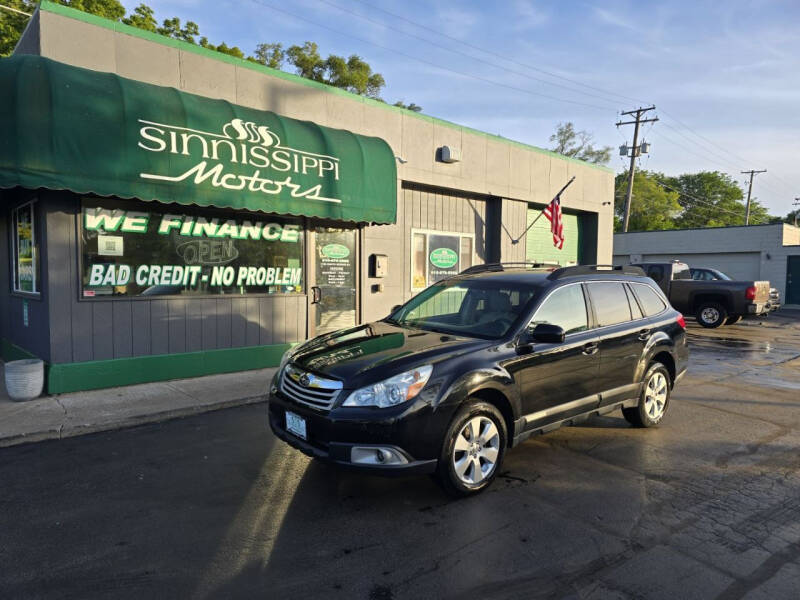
top-left (440, 146), bottom-right (461, 163)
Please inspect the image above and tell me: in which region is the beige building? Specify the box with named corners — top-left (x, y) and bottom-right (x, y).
top-left (0, 1), bottom-right (614, 393)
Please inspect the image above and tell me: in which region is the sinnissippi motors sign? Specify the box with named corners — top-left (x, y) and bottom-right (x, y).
top-left (0, 55), bottom-right (397, 224)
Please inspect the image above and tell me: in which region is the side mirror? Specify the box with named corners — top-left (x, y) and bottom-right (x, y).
top-left (531, 323), bottom-right (566, 344)
top-left (391, 304), bottom-right (402, 314)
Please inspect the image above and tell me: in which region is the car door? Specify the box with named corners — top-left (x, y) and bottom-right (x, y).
top-left (585, 281), bottom-right (644, 407)
top-left (511, 283), bottom-right (601, 428)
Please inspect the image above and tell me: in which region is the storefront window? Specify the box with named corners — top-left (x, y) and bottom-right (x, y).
top-left (80, 199), bottom-right (304, 297)
top-left (411, 229), bottom-right (475, 291)
top-left (12, 201), bottom-right (39, 294)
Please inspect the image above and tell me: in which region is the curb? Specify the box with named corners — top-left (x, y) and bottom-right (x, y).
top-left (0, 393), bottom-right (267, 449)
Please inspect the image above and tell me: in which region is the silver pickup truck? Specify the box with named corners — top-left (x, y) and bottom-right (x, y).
top-left (633, 261), bottom-right (770, 328)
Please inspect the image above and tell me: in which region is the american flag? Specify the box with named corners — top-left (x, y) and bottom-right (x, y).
top-left (543, 193), bottom-right (564, 249)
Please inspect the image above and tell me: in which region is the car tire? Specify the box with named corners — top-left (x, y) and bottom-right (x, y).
top-left (725, 315), bottom-right (743, 325)
top-left (436, 400), bottom-right (507, 497)
top-left (623, 362), bottom-right (671, 428)
top-left (695, 302), bottom-right (728, 328)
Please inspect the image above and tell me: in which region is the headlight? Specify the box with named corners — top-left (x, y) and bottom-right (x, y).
top-left (343, 365), bottom-right (433, 408)
top-left (274, 348), bottom-right (295, 388)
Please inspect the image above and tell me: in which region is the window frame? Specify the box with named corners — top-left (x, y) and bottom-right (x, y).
top-left (630, 282), bottom-right (669, 317)
top-left (527, 282), bottom-right (590, 337)
top-left (77, 196), bottom-right (308, 302)
top-left (409, 228), bottom-right (476, 292)
top-left (584, 280), bottom-right (634, 329)
top-left (10, 199), bottom-right (40, 297)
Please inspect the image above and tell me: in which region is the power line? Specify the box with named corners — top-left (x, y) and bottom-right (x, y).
top-left (655, 179), bottom-right (754, 219)
top-left (0, 3), bottom-right (32, 17)
top-left (349, 0), bottom-right (647, 107)
top-left (315, 0), bottom-right (621, 110)
top-left (247, 0), bottom-right (615, 112)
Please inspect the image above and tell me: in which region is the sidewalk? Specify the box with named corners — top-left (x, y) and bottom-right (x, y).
top-left (0, 362), bottom-right (275, 448)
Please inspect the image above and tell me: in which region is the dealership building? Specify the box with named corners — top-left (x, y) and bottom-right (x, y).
top-left (1, 1), bottom-right (613, 394)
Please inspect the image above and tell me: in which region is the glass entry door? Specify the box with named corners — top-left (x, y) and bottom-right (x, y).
top-left (309, 227), bottom-right (359, 336)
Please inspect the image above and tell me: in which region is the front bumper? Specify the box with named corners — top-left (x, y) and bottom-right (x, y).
top-left (268, 390), bottom-right (448, 476)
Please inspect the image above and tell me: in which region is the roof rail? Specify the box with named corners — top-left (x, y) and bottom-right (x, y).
top-left (546, 264), bottom-right (646, 280)
top-left (460, 262), bottom-right (561, 275)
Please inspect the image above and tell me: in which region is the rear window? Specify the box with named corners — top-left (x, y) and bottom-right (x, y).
top-left (645, 265), bottom-right (665, 283)
top-left (632, 283), bottom-right (668, 316)
top-left (586, 282), bottom-right (632, 327)
top-left (673, 263), bottom-right (691, 280)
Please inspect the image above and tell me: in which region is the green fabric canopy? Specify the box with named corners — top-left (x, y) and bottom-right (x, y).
top-left (0, 55), bottom-right (397, 223)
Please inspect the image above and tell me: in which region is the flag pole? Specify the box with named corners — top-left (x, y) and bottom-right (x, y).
top-left (511, 176), bottom-right (575, 244)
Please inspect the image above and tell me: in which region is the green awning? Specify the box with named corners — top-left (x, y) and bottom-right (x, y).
top-left (0, 55), bottom-right (397, 223)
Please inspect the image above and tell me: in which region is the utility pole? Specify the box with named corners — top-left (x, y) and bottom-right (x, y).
top-left (617, 107), bottom-right (658, 232)
top-left (741, 169), bottom-right (767, 225)
top-left (793, 198), bottom-right (800, 228)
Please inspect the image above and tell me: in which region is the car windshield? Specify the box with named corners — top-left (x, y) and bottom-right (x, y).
top-left (388, 278), bottom-right (539, 339)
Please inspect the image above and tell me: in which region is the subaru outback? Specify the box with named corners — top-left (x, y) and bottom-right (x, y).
top-left (268, 264), bottom-right (689, 496)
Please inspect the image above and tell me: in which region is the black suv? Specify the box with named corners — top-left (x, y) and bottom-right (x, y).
top-left (268, 264), bottom-right (689, 496)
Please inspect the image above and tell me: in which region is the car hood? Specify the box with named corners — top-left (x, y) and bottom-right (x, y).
top-left (290, 321), bottom-right (489, 385)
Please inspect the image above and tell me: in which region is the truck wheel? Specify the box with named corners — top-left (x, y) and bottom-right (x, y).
top-left (623, 362), bottom-right (671, 428)
top-left (695, 302), bottom-right (727, 328)
top-left (725, 315), bottom-right (743, 325)
top-left (436, 400), bottom-right (507, 498)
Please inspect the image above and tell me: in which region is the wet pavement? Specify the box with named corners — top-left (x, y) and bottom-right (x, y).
top-left (0, 312), bottom-right (799, 599)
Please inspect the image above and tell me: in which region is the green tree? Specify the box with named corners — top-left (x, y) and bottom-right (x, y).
top-left (549, 122), bottom-right (611, 165)
top-left (0, 1), bottom-right (37, 57)
top-left (158, 17), bottom-right (199, 44)
top-left (393, 100), bottom-right (423, 112)
top-left (614, 170), bottom-right (682, 232)
top-left (283, 42), bottom-right (385, 99)
top-left (121, 4), bottom-right (157, 32)
top-left (664, 171), bottom-right (774, 228)
top-left (251, 42), bottom-right (285, 69)
top-left (56, 0), bottom-right (125, 20)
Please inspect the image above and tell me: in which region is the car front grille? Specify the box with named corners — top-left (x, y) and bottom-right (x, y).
top-left (280, 364), bottom-right (342, 411)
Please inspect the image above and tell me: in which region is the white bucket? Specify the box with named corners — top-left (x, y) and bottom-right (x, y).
top-left (4, 359), bottom-right (45, 401)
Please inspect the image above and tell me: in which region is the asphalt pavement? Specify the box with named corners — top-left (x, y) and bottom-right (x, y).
top-left (1, 313), bottom-right (799, 599)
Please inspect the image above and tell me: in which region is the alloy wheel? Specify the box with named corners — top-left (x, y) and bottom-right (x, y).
top-left (452, 416), bottom-right (500, 485)
top-left (701, 307), bottom-right (720, 324)
top-left (644, 372), bottom-right (668, 420)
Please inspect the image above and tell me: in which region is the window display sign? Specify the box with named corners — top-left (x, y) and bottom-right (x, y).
top-left (80, 200), bottom-right (303, 297)
top-left (12, 201), bottom-right (38, 294)
top-left (412, 230), bottom-right (474, 290)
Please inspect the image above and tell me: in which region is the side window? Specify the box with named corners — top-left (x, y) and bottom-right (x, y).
top-left (586, 282), bottom-right (632, 327)
top-left (624, 284), bottom-right (643, 320)
top-left (632, 283), bottom-right (668, 316)
top-left (530, 285), bottom-right (588, 335)
top-left (646, 265), bottom-right (664, 284)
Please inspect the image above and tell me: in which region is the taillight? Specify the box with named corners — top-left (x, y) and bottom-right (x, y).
top-left (676, 313), bottom-right (686, 329)
top-left (745, 286), bottom-right (757, 301)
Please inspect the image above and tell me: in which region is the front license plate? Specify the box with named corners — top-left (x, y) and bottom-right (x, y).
top-left (285, 411), bottom-right (307, 440)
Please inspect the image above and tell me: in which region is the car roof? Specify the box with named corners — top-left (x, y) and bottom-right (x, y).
top-left (452, 266), bottom-right (653, 286)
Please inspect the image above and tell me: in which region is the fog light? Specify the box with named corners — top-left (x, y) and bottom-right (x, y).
top-left (351, 446), bottom-right (409, 465)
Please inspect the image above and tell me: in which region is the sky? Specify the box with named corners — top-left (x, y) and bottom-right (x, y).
top-left (120, 0), bottom-right (800, 217)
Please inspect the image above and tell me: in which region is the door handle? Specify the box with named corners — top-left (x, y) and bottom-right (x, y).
top-left (582, 342), bottom-right (598, 355)
top-left (311, 286), bottom-right (322, 304)
top-left (638, 328), bottom-right (651, 341)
